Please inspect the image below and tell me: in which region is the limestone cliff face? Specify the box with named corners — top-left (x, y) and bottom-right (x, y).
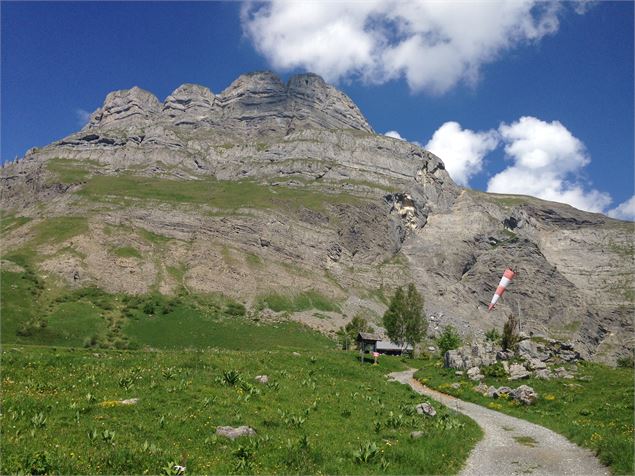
top-left (1, 72), bottom-right (632, 363)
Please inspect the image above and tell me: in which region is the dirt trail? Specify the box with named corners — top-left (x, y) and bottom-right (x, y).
top-left (388, 369), bottom-right (608, 476)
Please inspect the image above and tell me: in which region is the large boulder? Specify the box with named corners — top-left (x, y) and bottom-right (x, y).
top-left (527, 358), bottom-right (547, 370)
top-left (444, 350), bottom-right (465, 370)
top-left (508, 363), bottom-right (530, 380)
top-left (517, 340), bottom-right (549, 361)
top-left (512, 385), bottom-right (538, 405)
top-left (444, 343), bottom-right (497, 370)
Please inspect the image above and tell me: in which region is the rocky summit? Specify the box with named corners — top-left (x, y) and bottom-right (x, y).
top-left (1, 71), bottom-right (633, 363)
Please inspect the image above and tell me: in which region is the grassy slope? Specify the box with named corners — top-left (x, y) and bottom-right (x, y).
top-left (414, 360), bottom-right (634, 475)
top-left (1, 347), bottom-right (481, 475)
top-left (0, 267), bottom-right (336, 352)
top-left (78, 174), bottom-right (361, 212)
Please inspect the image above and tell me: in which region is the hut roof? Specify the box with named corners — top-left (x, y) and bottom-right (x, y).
top-left (376, 341), bottom-right (413, 351)
top-left (357, 332), bottom-right (380, 341)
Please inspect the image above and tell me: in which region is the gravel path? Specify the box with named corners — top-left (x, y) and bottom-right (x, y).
top-left (388, 369), bottom-right (608, 476)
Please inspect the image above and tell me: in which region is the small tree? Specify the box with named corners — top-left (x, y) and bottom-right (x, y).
top-left (338, 313), bottom-right (370, 350)
top-left (437, 325), bottom-right (461, 356)
top-left (383, 284), bottom-right (427, 355)
top-left (501, 313), bottom-right (519, 351)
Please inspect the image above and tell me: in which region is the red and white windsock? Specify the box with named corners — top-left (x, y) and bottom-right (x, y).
top-left (488, 268), bottom-right (515, 311)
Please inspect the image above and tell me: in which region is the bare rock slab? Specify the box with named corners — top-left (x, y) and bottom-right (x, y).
top-left (216, 425), bottom-right (256, 440)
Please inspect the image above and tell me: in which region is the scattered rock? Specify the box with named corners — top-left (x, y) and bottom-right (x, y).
top-left (473, 382), bottom-right (489, 395)
top-left (496, 351), bottom-right (512, 361)
top-left (292, 352), bottom-right (301, 356)
top-left (451, 383), bottom-right (461, 390)
top-left (508, 363), bottom-right (530, 380)
top-left (455, 371), bottom-right (464, 376)
top-left (527, 358), bottom-right (547, 370)
top-left (467, 366), bottom-right (484, 381)
top-left (216, 425), bottom-right (256, 440)
top-left (120, 398), bottom-right (139, 405)
top-left (512, 385), bottom-right (538, 405)
top-left (554, 367), bottom-right (574, 379)
top-left (427, 346), bottom-right (436, 352)
top-left (416, 402), bottom-right (437, 417)
top-left (410, 431), bottom-right (425, 439)
top-left (533, 369), bottom-right (552, 380)
top-left (98, 398), bottom-right (140, 407)
top-left (254, 375), bottom-right (269, 384)
top-left (489, 386), bottom-right (513, 399)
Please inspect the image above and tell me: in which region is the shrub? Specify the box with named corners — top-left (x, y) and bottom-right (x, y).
top-left (352, 442), bottom-right (380, 464)
top-left (485, 328), bottom-right (501, 343)
top-left (617, 354), bottom-right (634, 368)
top-left (502, 314), bottom-right (519, 351)
top-left (482, 362), bottom-right (506, 378)
top-left (437, 325), bottom-right (461, 356)
top-left (22, 451), bottom-right (52, 475)
top-left (225, 302), bottom-right (246, 317)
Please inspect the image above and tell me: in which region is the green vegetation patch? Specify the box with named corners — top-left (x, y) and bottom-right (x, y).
top-left (45, 158), bottom-right (100, 184)
top-left (415, 359), bottom-right (634, 475)
top-left (29, 217), bottom-right (88, 246)
top-left (78, 175), bottom-right (360, 212)
top-left (258, 290), bottom-right (341, 313)
top-left (112, 246), bottom-right (142, 259)
top-left (138, 228), bottom-right (172, 245)
top-left (1, 347), bottom-right (480, 475)
top-left (0, 214), bottom-right (32, 236)
top-left (513, 436), bottom-right (538, 447)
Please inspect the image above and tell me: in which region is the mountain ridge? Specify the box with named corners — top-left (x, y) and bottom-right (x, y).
top-left (1, 71), bottom-right (632, 364)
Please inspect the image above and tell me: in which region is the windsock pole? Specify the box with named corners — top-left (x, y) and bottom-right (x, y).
top-left (488, 268), bottom-right (515, 311)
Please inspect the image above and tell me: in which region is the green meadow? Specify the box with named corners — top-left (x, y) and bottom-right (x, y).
top-left (1, 347), bottom-right (481, 475)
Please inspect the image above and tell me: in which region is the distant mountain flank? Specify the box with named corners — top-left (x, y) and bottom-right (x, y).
top-left (1, 71), bottom-right (633, 363)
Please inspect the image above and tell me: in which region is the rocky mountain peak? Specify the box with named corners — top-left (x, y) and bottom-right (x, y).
top-left (86, 86), bottom-right (160, 129)
top-left (83, 72), bottom-right (372, 134)
top-left (162, 84), bottom-right (215, 125)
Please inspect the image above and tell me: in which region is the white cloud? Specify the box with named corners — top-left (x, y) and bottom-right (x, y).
top-left (424, 122), bottom-right (498, 186)
top-left (608, 195), bottom-right (635, 221)
top-left (241, 0), bottom-right (578, 94)
top-left (384, 130), bottom-right (405, 140)
top-left (486, 116), bottom-right (612, 213)
top-left (75, 108), bottom-right (91, 127)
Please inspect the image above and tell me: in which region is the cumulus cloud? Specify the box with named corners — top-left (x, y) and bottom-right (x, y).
top-left (608, 195), bottom-right (635, 221)
top-left (241, 0), bottom-right (576, 94)
top-left (486, 116), bottom-right (612, 213)
top-left (384, 130), bottom-right (405, 140)
top-left (75, 108), bottom-right (91, 127)
top-left (425, 122), bottom-right (498, 186)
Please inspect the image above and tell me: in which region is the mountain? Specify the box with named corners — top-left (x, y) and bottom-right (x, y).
top-left (1, 71), bottom-right (633, 363)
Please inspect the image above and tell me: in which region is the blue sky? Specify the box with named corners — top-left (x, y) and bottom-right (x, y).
top-left (2, 1), bottom-right (633, 218)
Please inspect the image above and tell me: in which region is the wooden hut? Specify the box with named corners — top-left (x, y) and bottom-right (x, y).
top-left (356, 332), bottom-right (380, 353)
